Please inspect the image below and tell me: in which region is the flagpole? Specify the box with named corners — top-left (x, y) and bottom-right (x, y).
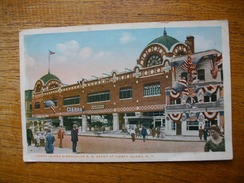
top-left (48, 51), bottom-right (50, 74)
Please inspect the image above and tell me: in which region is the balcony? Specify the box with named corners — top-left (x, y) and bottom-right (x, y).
top-left (166, 100), bottom-right (224, 113)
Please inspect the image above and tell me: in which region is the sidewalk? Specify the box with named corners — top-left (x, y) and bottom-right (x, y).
top-left (27, 132), bottom-right (206, 154)
top-left (76, 131), bottom-right (205, 142)
top-left (27, 145), bottom-right (72, 154)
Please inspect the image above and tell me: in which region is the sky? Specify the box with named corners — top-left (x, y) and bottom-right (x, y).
top-left (23, 24), bottom-right (222, 90)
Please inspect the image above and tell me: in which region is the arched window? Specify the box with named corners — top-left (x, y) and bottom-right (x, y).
top-left (48, 83), bottom-right (58, 90)
top-left (35, 102), bottom-right (41, 109)
top-left (36, 85), bottom-right (41, 92)
top-left (198, 69), bottom-right (205, 80)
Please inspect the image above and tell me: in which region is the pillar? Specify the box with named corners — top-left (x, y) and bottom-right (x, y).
top-left (82, 115), bottom-right (87, 132)
top-left (59, 116), bottom-right (63, 127)
top-left (124, 114), bottom-right (128, 127)
top-left (113, 113), bottom-right (119, 131)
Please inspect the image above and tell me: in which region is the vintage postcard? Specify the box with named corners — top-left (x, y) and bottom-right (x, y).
top-left (20, 20), bottom-right (232, 162)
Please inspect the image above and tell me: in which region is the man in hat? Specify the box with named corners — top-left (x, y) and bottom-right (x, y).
top-left (57, 125), bottom-right (65, 148)
top-left (71, 124), bottom-right (79, 153)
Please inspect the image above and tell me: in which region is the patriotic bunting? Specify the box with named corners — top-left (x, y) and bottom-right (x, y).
top-left (168, 113), bottom-right (182, 123)
top-left (203, 112), bottom-right (218, 121)
top-left (202, 84), bottom-right (219, 96)
top-left (170, 90), bottom-right (181, 99)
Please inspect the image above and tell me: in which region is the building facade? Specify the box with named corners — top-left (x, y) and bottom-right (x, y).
top-left (28, 29), bottom-right (224, 136)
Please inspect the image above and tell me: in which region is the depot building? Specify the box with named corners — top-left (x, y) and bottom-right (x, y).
top-left (27, 29), bottom-right (224, 136)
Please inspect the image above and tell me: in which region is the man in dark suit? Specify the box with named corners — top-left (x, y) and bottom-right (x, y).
top-left (141, 126), bottom-right (147, 142)
top-left (71, 124), bottom-right (79, 153)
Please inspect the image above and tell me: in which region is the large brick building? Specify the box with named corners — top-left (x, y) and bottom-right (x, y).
top-left (27, 29), bottom-right (224, 136)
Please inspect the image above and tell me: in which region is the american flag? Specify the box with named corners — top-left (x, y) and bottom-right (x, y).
top-left (210, 54), bottom-right (222, 79)
top-left (216, 54), bottom-right (223, 70)
top-left (50, 103), bottom-right (56, 114)
top-left (181, 56), bottom-right (197, 83)
top-left (49, 50), bottom-right (55, 55)
top-left (44, 100), bottom-right (56, 114)
top-left (181, 57), bottom-right (191, 71)
top-left (172, 78), bottom-right (188, 93)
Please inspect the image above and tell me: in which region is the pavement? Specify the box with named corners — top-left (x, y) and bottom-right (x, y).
top-left (27, 131), bottom-right (207, 154)
top-left (78, 131), bottom-right (203, 142)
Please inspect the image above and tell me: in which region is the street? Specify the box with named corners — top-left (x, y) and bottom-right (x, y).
top-left (51, 134), bottom-right (206, 154)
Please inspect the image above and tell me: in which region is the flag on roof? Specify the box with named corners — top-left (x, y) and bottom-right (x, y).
top-left (181, 55), bottom-right (197, 83)
top-left (210, 54), bottom-right (222, 79)
top-left (44, 100), bottom-right (56, 114)
top-left (49, 50), bottom-right (55, 55)
top-left (216, 54), bottom-right (223, 70)
top-left (172, 78), bottom-right (188, 93)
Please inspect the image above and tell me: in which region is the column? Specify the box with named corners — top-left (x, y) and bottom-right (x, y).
top-left (59, 116), bottom-right (63, 127)
top-left (124, 114), bottom-right (128, 128)
top-left (82, 115), bottom-right (87, 132)
top-left (113, 113), bottom-right (119, 131)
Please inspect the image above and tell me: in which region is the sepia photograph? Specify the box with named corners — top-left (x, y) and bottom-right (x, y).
top-left (20, 20), bottom-right (232, 162)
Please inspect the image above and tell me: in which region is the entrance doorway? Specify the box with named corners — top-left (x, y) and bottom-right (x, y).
top-left (176, 122), bottom-right (182, 135)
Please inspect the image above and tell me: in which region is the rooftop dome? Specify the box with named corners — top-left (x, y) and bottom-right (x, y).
top-left (148, 29), bottom-right (179, 50)
top-left (40, 72), bottom-right (61, 84)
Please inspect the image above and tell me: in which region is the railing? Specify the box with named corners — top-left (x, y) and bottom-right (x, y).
top-left (166, 101), bottom-right (220, 111)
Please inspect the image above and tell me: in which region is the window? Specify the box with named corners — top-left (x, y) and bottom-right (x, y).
top-left (221, 69), bottom-right (223, 81)
top-left (36, 85), bottom-right (41, 92)
top-left (181, 72), bottom-right (188, 81)
top-left (186, 121), bottom-right (199, 130)
top-left (205, 120), bottom-right (217, 129)
top-left (88, 91), bottom-right (110, 103)
top-left (204, 94), bottom-right (217, 102)
top-left (144, 83), bottom-right (160, 96)
top-left (171, 122), bottom-right (176, 130)
top-left (48, 84), bottom-right (58, 90)
top-left (35, 102), bottom-right (40, 109)
top-left (126, 113), bottom-right (135, 116)
top-left (198, 69), bottom-right (205, 80)
top-left (205, 121), bottom-right (211, 128)
top-left (120, 87), bottom-right (132, 99)
top-left (170, 98), bottom-right (181, 105)
top-left (155, 118), bottom-right (165, 128)
top-left (53, 99), bottom-right (58, 106)
top-left (63, 96), bottom-right (80, 106)
top-left (143, 111), bottom-right (164, 116)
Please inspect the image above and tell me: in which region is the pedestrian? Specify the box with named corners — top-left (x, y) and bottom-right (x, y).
top-left (135, 127), bottom-right (139, 137)
top-left (45, 129), bottom-right (55, 154)
top-left (203, 125), bottom-right (208, 141)
top-left (198, 126), bottom-right (204, 140)
top-left (141, 126), bottom-right (147, 142)
top-left (156, 127), bottom-right (160, 138)
top-left (57, 125), bottom-right (65, 148)
top-left (204, 125), bottom-right (225, 152)
top-left (151, 127), bottom-right (155, 138)
top-left (130, 128), bottom-right (136, 142)
top-left (35, 131), bottom-right (41, 147)
top-left (26, 128), bottom-right (33, 146)
top-left (71, 124), bottom-right (79, 153)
